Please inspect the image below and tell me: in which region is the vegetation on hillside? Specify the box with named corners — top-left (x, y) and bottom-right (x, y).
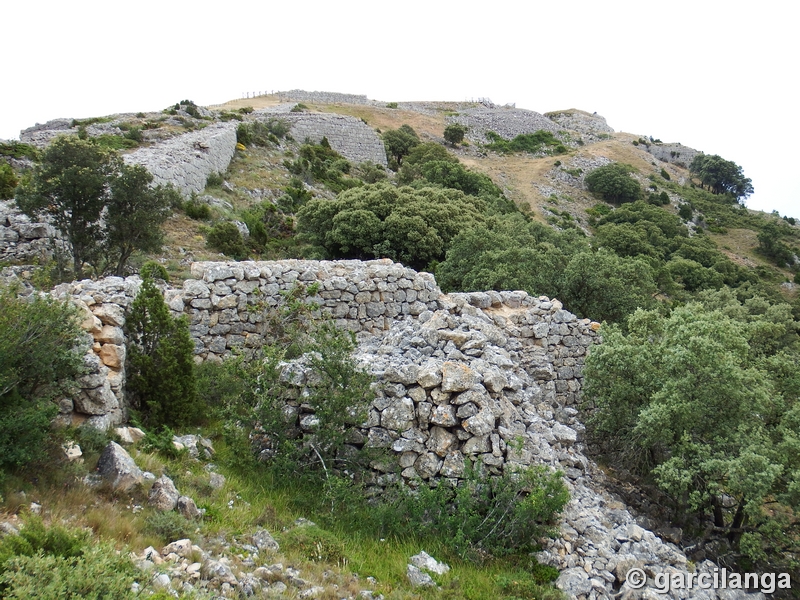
top-left (3, 96), bottom-right (800, 592)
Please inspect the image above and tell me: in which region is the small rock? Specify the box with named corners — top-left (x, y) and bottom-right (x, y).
top-left (407, 564), bottom-right (436, 587)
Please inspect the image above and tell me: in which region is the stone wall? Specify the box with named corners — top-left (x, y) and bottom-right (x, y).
top-left (52, 259), bottom-right (596, 431)
top-left (0, 200), bottom-right (58, 263)
top-left (449, 106), bottom-right (563, 145)
top-left (257, 113), bottom-right (388, 167)
top-left (643, 142), bottom-right (700, 168)
top-left (123, 123), bottom-right (238, 197)
top-left (176, 260), bottom-right (439, 359)
top-left (274, 90), bottom-right (372, 105)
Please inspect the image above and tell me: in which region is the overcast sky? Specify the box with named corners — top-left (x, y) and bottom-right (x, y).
top-left (4, 1), bottom-right (797, 218)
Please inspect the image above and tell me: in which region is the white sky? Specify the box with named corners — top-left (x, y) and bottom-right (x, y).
top-left (4, 1), bottom-right (797, 218)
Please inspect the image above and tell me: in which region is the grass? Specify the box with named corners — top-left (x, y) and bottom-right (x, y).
top-left (0, 427), bottom-right (568, 599)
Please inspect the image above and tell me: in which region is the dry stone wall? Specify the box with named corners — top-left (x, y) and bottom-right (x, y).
top-left (0, 200), bottom-right (58, 263)
top-left (257, 112), bottom-right (388, 167)
top-left (43, 259), bottom-right (764, 599)
top-left (643, 142), bottom-right (700, 168)
top-left (274, 90), bottom-right (372, 105)
top-left (177, 259), bottom-right (439, 359)
top-left (123, 123), bottom-right (237, 197)
top-left (450, 106), bottom-right (563, 145)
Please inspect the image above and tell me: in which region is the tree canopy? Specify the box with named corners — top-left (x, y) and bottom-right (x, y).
top-left (583, 292), bottom-right (800, 567)
top-left (16, 137), bottom-right (119, 278)
top-left (436, 214), bottom-right (657, 323)
top-left (297, 182), bottom-right (486, 269)
top-left (382, 125), bottom-right (420, 169)
top-left (584, 162), bottom-right (642, 205)
top-left (16, 136), bottom-right (175, 278)
top-left (689, 153), bottom-right (753, 201)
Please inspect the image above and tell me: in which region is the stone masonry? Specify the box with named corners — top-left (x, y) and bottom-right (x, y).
top-left (257, 112), bottom-right (388, 167)
top-left (123, 123), bottom-right (238, 197)
top-left (42, 259), bottom-right (766, 599)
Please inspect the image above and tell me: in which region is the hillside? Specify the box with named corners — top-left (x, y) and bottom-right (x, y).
top-left (1, 91), bottom-right (799, 600)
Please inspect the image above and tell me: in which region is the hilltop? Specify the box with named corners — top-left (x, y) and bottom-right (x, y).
top-left (1, 91), bottom-right (799, 600)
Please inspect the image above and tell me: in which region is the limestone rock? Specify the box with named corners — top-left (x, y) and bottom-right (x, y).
top-left (177, 495), bottom-right (202, 519)
top-left (149, 475), bottom-right (180, 511)
top-left (97, 442), bottom-right (143, 491)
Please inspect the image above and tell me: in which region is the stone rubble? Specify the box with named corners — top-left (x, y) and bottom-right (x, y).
top-left (8, 257), bottom-right (766, 598)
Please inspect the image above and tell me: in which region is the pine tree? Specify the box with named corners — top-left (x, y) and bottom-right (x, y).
top-left (125, 274), bottom-right (197, 427)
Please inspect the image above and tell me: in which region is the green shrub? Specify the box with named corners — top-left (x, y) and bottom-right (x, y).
top-left (144, 510), bottom-right (194, 542)
top-left (660, 167), bottom-right (671, 180)
top-left (206, 172), bottom-right (224, 187)
top-left (0, 288), bottom-right (84, 477)
top-left (290, 103), bottom-right (308, 113)
top-left (239, 106), bottom-right (254, 114)
top-left (184, 198), bottom-right (211, 220)
top-left (385, 102), bottom-right (398, 109)
top-left (444, 123), bottom-right (467, 145)
top-left (206, 221), bottom-right (248, 259)
top-left (584, 163), bottom-right (642, 205)
top-left (389, 463), bottom-right (568, 559)
top-left (0, 547), bottom-right (137, 600)
top-left (485, 130), bottom-right (568, 155)
top-left (0, 518), bottom-right (137, 600)
top-left (0, 142), bottom-right (39, 161)
top-left (678, 203), bottom-right (693, 220)
top-left (123, 127), bottom-right (143, 143)
top-left (91, 135), bottom-right (138, 151)
top-left (0, 163), bottom-right (18, 199)
top-left (139, 260), bottom-right (169, 281)
top-left (125, 274), bottom-right (197, 428)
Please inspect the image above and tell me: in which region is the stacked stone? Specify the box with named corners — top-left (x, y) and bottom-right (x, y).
top-left (643, 142), bottom-right (700, 168)
top-left (0, 200), bottom-right (58, 263)
top-left (123, 123), bottom-right (237, 197)
top-left (175, 259), bottom-right (440, 362)
top-left (266, 288), bottom-right (597, 487)
top-left (546, 110), bottom-right (615, 138)
top-left (344, 290), bottom-right (599, 486)
top-left (52, 276), bottom-right (141, 430)
top-left (257, 113), bottom-right (388, 167)
top-left (275, 90), bottom-right (371, 105)
top-left (449, 106), bottom-right (563, 145)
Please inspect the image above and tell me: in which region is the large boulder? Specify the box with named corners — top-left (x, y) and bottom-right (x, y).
top-left (96, 442), bottom-right (143, 491)
top-left (148, 475), bottom-right (180, 511)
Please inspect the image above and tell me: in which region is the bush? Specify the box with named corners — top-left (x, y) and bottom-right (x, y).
top-left (207, 221), bottom-right (248, 259)
top-left (0, 163), bottom-right (18, 199)
top-left (139, 260), bottom-right (169, 281)
top-left (206, 172), bottom-right (224, 187)
top-left (125, 274), bottom-right (197, 428)
top-left (660, 167), bottom-right (671, 180)
top-left (0, 288), bottom-right (84, 477)
top-left (0, 142), bottom-right (39, 161)
top-left (0, 546), bottom-right (137, 599)
top-left (444, 123), bottom-right (467, 145)
top-left (0, 518), bottom-right (137, 600)
top-left (584, 162), bottom-right (642, 204)
top-left (144, 510), bottom-right (194, 542)
top-left (389, 463), bottom-right (568, 559)
top-left (184, 198), bottom-right (211, 220)
top-left (485, 130), bottom-right (568, 155)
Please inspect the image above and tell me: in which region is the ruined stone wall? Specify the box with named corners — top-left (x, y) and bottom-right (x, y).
top-left (0, 200), bottom-right (57, 263)
top-left (123, 123), bottom-right (238, 197)
top-left (52, 260), bottom-right (596, 432)
top-left (274, 90), bottom-right (372, 105)
top-left (643, 142), bottom-right (700, 168)
top-left (258, 113), bottom-right (388, 167)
